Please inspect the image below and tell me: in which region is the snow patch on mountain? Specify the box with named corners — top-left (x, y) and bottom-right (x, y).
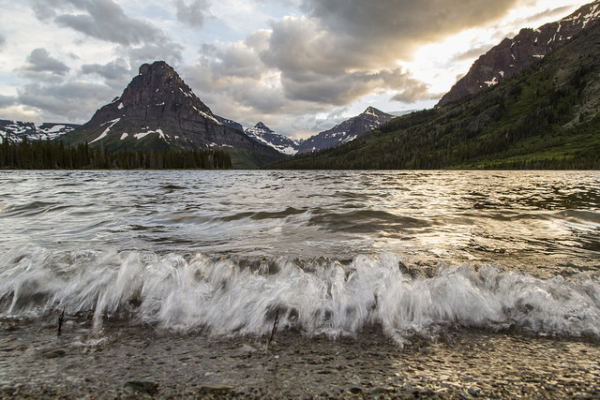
top-left (245, 122), bottom-right (301, 155)
top-left (91, 118), bottom-right (121, 143)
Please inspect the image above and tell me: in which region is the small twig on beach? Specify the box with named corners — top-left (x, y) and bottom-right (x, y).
top-left (57, 310), bottom-right (65, 337)
top-left (267, 305), bottom-right (280, 349)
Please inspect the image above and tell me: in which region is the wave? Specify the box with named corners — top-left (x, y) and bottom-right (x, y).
top-left (1, 246), bottom-right (599, 345)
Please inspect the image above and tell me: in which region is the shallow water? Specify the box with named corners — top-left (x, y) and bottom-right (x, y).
top-left (1, 170), bottom-right (599, 343)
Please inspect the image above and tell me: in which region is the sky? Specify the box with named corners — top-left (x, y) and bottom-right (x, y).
top-left (0, 0), bottom-right (590, 139)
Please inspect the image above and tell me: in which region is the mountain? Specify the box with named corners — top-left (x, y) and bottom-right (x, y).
top-left (61, 61), bottom-right (283, 168)
top-left (0, 120), bottom-right (80, 143)
top-left (244, 122), bottom-right (301, 155)
top-left (268, 15), bottom-right (600, 170)
top-left (297, 107), bottom-right (395, 154)
top-left (438, 0), bottom-right (600, 106)
top-left (215, 116), bottom-right (244, 133)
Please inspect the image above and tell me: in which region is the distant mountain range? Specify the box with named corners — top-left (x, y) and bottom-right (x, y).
top-left (243, 107), bottom-right (395, 156)
top-left (297, 107), bottom-right (395, 154)
top-left (0, 120), bottom-right (80, 143)
top-left (2, 103), bottom-right (395, 160)
top-left (1, 63), bottom-right (396, 162)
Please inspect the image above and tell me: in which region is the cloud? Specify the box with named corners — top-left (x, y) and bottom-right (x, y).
top-left (519, 5), bottom-right (576, 29)
top-left (0, 94), bottom-right (17, 108)
top-left (81, 59), bottom-right (130, 81)
top-left (17, 80), bottom-right (117, 122)
top-left (200, 41), bottom-right (265, 79)
top-left (254, 15), bottom-right (431, 106)
top-left (0, 105), bottom-right (45, 124)
top-left (54, 0), bottom-right (163, 45)
top-left (81, 58), bottom-right (132, 90)
top-left (30, 0), bottom-right (61, 21)
top-left (125, 43), bottom-right (184, 70)
top-left (0, 34), bottom-right (5, 50)
top-left (22, 48), bottom-right (70, 76)
top-left (31, 0), bottom-right (169, 46)
top-left (175, 0), bottom-right (211, 28)
top-left (450, 45), bottom-right (499, 63)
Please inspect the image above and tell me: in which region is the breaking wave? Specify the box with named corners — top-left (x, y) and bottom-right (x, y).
top-left (1, 246), bottom-right (599, 345)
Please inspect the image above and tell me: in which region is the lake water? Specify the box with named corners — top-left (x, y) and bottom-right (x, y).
top-left (1, 170), bottom-right (599, 344)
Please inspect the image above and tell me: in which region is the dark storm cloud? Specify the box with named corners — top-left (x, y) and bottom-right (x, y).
top-left (175, 0), bottom-right (211, 28)
top-left (23, 48), bottom-right (70, 76)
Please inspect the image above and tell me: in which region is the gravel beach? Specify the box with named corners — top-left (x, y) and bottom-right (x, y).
top-left (1, 316), bottom-right (599, 399)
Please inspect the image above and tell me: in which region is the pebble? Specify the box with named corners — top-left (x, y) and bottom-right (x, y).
top-left (124, 380), bottom-right (159, 395)
top-left (0, 322), bottom-right (599, 399)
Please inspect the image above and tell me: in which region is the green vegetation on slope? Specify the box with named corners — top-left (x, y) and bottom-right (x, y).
top-left (269, 25), bottom-right (600, 170)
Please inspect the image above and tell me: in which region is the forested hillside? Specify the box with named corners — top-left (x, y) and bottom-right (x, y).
top-left (269, 23), bottom-right (600, 170)
top-left (0, 138), bottom-right (232, 169)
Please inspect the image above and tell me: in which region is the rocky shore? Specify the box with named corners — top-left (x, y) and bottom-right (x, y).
top-left (1, 316), bottom-right (599, 398)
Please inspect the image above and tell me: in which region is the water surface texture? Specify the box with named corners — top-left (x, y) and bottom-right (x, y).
top-left (1, 170), bottom-right (599, 343)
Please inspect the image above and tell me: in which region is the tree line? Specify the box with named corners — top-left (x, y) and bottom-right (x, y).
top-left (0, 138), bottom-right (232, 169)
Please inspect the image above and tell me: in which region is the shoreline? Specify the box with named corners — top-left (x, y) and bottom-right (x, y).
top-left (1, 318), bottom-right (599, 398)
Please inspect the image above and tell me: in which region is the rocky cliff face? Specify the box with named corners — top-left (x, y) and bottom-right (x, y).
top-left (438, 0), bottom-right (600, 106)
top-left (245, 122), bottom-right (301, 155)
top-left (63, 61), bottom-right (282, 166)
top-left (297, 107), bottom-right (395, 154)
top-left (0, 120), bottom-right (79, 143)
top-left (216, 116), bottom-right (244, 133)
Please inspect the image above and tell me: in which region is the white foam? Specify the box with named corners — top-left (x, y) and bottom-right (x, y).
top-left (1, 248), bottom-right (599, 343)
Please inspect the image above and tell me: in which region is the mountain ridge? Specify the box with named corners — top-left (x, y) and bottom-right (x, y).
top-left (438, 0), bottom-right (600, 106)
top-left (297, 107), bottom-right (395, 154)
top-left (0, 120), bottom-right (80, 143)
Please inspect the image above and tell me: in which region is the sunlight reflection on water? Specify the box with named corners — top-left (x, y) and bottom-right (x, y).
top-left (0, 170), bottom-right (598, 272)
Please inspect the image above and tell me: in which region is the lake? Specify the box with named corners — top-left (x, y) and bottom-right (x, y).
top-left (1, 170), bottom-right (599, 341)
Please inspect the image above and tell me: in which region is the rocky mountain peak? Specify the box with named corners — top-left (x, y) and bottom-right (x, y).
top-left (254, 122), bottom-right (271, 131)
top-left (363, 106), bottom-right (382, 116)
top-left (117, 60), bottom-right (214, 118)
top-left (245, 122), bottom-right (300, 156)
top-left (61, 61), bottom-right (283, 167)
